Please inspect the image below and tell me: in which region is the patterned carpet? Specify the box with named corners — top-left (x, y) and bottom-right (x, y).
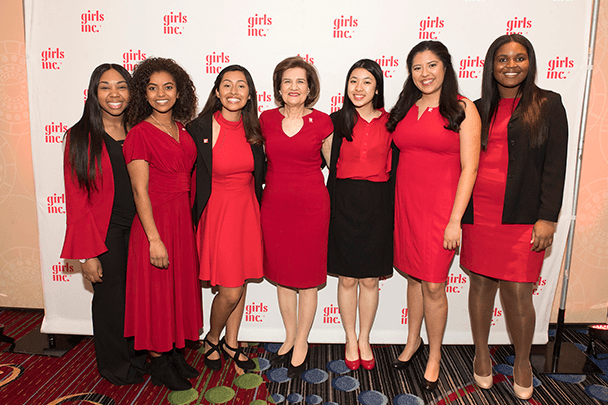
top-left (1, 309), bottom-right (607, 404)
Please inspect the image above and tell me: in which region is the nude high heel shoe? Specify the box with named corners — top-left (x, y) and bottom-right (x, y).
top-left (473, 356), bottom-right (493, 389)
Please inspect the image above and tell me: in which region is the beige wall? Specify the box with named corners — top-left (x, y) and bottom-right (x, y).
top-left (1, 0), bottom-right (606, 320)
top-left (0, 0), bottom-right (43, 308)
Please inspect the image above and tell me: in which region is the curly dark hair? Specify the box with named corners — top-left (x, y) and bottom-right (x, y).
top-left (128, 57), bottom-right (197, 126)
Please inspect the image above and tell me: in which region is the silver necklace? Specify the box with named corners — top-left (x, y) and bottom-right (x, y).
top-left (150, 114), bottom-right (178, 141)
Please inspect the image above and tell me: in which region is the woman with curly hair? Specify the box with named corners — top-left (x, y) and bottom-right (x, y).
top-left (186, 65), bottom-right (264, 372)
top-left (61, 63), bottom-right (147, 385)
top-left (123, 57), bottom-right (202, 391)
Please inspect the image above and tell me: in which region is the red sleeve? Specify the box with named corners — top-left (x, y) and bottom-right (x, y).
top-left (60, 133), bottom-right (109, 259)
top-left (123, 123), bottom-right (150, 165)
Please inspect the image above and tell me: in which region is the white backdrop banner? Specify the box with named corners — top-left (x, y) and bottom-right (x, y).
top-left (25, 0), bottom-right (592, 344)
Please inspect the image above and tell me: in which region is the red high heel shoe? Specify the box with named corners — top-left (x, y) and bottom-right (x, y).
top-left (344, 345), bottom-right (360, 370)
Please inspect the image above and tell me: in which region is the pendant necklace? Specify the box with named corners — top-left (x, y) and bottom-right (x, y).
top-left (150, 114), bottom-right (178, 141)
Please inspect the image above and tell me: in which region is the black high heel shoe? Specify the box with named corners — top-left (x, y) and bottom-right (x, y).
top-left (221, 338), bottom-right (256, 370)
top-left (421, 376), bottom-right (439, 391)
top-left (203, 335), bottom-right (222, 371)
top-left (392, 337), bottom-right (424, 370)
top-left (150, 354), bottom-right (192, 391)
top-left (269, 346), bottom-right (293, 366)
top-left (287, 356), bottom-right (307, 379)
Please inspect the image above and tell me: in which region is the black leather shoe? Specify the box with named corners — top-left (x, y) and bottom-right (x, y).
top-left (221, 338), bottom-right (256, 370)
top-left (287, 357), bottom-right (307, 379)
top-left (150, 354), bottom-right (192, 391)
top-left (391, 337), bottom-right (424, 370)
top-left (203, 335), bottom-right (222, 371)
top-left (269, 346), bottom-right (293, 366)
top-left (171, 347), bottom-right (199, 379)
top-left (422, 376), bottom-right (439, 391)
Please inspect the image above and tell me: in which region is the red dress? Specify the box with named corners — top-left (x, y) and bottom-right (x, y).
top-left (461, 98), bottom-right (545, 282)
top-left (260, 108), bottom-right (333, 288)
top-left (393, 104), bottom-right (462, 283)
top-left (196, 113), bottom-right (264, 287)
top-left (123, 121), bottom-right (203, 352)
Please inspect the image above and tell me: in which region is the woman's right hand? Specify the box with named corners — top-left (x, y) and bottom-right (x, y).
top-left (81, 258), bottom-right (103, 283)
top-left (149, 239), bottom-right (169, 269)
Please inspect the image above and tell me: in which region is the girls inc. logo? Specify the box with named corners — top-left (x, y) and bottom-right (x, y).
top-left (547, 57), bottom-right (574, 80)
top-left (330, 93), bottom-right (344, 113)
top-left (44, 121), bottom-right (68, 143)
top-left (532, 277), bottom-right (547, 295)
top-left (459, 56), bottom-right (484, 79)
top-left (297, 53), bottom-right (315, 64)
top-left (491, 307), bottom-right (503, 326)
top-left (81, 9), bottom-right (104, 33)
top-left (419, 16), bottom-right (444, 40)
top-left (163, 11), bottom-right (187, 35)
top-left (445, 273), bottom-right (467, 294)
top-left (52, 260), bottom-right (75, 283)
top-left (506, 17), bottom-right (532, 35)
top-left (247, 13), bottom-right (272, 37)
top-left (323, 304), bottom-right (340, 324)
top-left (47, 193), bottom-right (65, 214)
top-left (376, 55), bottom-right (399, 78)
top-left (244, 302), bottom-right (267, 322)
top-left (205, 51), bottom-right (230, 74)
top-left (257, 90), bottom-right (272, 114)
top-left (333, 15), bottom-right (358, 39)
top-left (123, 49), bottom-right (146, 72)
top-left (41, 47), bottom-right (65, 70)
top-left (401, 308), bottom-right (408, 325)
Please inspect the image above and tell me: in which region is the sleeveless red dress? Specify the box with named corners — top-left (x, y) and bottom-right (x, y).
top-left (260, 108), bottom-right (333, 288)
top-left (123, 122), bottom-right (203, 352)
top-left (393, 103), bottom-right (462, 283)
top-left (461, 98), bottom-right (545, 283)
top-left (196, 112), bottom-right (264, 287)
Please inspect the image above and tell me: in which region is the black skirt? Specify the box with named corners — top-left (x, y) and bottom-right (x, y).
top-left (328, 178), bottom-right (393, 278)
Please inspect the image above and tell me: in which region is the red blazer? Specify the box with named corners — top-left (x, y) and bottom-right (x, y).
top-left (60, 132), bottom-right (114, 259)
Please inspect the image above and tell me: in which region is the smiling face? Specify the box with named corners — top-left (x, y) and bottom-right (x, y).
top-left (97, 69), bottom-right (129, 118)
top-left (216, 70), bottom-right (250, 118)
top-left (347, 68), bottom-right (377, 110)
top-left (493, 41), bottom-right (530, 98)
top-left (280, 67), bottom-right (309, 108)
top-left (145, 70), bottom-right (178, 115)
top-left (411, 50), bottom-right (446, 99)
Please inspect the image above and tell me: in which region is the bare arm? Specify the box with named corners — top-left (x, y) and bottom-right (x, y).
top-left (127, 159), bottom-right (169, 269)
top-left (321, 132), bottom-right (333, 168)
top-left (444, 99), bottom-right (481, 250)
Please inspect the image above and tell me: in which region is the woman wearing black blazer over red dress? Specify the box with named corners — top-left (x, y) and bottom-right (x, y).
top-left (461, 34), bottom-right (568, 400)
top-left (186, 65), bottom-right (265, 372)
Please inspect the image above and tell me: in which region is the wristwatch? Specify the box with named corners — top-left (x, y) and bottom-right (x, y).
top-left (79, 259), bottom-right (89, 264)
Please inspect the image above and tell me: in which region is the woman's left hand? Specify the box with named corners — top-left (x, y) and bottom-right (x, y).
top-left (531, 219), bottom-right (556, 252)
top-left (443, 219), bottom-right (461, 250)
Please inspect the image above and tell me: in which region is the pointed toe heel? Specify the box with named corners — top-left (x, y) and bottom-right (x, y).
top-left (391, 337), bottom-right (424, 370)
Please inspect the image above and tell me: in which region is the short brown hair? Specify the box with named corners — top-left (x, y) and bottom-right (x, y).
top-left (272, 56), bottom-right (320, 107)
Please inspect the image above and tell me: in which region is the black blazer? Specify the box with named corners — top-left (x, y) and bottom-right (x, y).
top-left (462, 90), bottom-right (568, 225)
top-left (186, 113), bottom-right (266, 225)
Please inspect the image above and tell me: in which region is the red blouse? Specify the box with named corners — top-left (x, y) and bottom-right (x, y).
top-left (336, 109), bottom-right (392, 182)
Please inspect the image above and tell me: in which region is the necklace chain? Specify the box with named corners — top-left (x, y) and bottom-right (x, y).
top-left (150, 114), bottom-right (177, 140)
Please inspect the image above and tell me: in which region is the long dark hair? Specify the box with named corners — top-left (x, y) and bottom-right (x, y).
top-left (128, 57), bottom-right (197, 127)
top-left (478, 34), bottom-right (547, 150)
top-left (67, 63), bottom-right (131, 194)
top-left (199, 65), bottom-right (263, 146)
top-left (334, 59), bottom-right (385, 142)
top-left (387, 40), bottom-right (464, 133)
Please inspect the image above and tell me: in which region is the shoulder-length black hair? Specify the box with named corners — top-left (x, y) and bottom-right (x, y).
top-left (478, 34), bottom-right (547, 150)
top-left (198, 65), bottom-right (263, 146)
top-left (128, 57), bottom-right (197, 127)
top-left (334, 59), bottom-right (385, 142)
top-left (387, 40), bottom-right (464, 133)
top-left (67, 63), bottom-right (131, 194)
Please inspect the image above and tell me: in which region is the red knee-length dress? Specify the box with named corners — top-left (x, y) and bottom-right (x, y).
top-left (260, 108), bottom-right (333, 288)
top-left (196, 112), bottom-right (264, 287)
top-left (123, 122), bottom-right (203, 352)
top-left (393, 104), bottom-right (462, 283)
top-left (461, 98), bottom-right (545, 282)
